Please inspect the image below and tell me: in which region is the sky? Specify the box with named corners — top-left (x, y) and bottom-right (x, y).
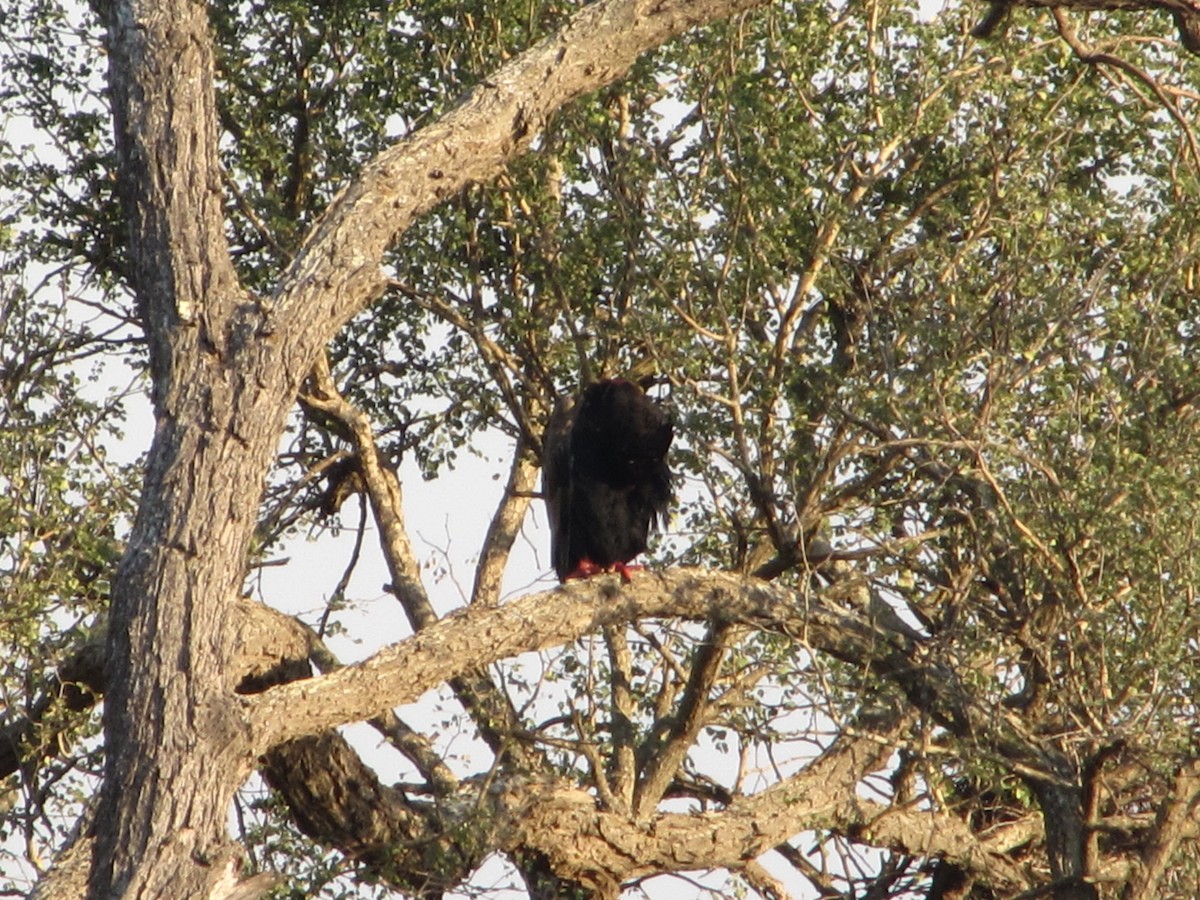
top-left (0, 0), bottom-right (970, 894)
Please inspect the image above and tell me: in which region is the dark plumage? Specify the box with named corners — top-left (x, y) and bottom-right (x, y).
top-left (543, 378), bottom-right (673, 582)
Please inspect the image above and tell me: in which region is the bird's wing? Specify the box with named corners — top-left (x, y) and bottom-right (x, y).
top-left (542, 393), bottom-right (577, 579)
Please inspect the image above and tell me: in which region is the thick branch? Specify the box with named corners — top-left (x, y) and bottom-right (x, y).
top-left (268, 0), bottom-right (773, 351)
top-left (1122, 757), bottom-right (1200, 900)
top-left (260, 731), bottom-right (477, 895)
top-left (496, 712), bottom-right (1030, 894)
top-left (31, 585), bottom-right (1044, 900)
top-left (245, 568), bottom-right (921, 752)
top-left (302, 355), bottom-right (535, 766)
top-left (104, 0), bottom-right (242, 372)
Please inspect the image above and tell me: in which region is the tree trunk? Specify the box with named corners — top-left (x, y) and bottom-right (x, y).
top-left (90, 0), bottom-right (285, 895)
top-left (1032, 777), bottom-right (1099, 900)
top-left (83, 0), bottom-right (776, 895)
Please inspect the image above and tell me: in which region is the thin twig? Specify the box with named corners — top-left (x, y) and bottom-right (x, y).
top-left (1052, 8), bottom-right (1200, 173)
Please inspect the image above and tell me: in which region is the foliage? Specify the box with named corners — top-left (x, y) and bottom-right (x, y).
top-left (0, 253), bottom-right (139, 891)
top-left (3, 0), bottom-right (1200, 896)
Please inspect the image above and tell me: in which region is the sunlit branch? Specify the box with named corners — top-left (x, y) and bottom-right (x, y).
top-left (1052, 8), bottom-right (1200, 174)
top-left (471, 435), bottom-right (539, 607)
top-left (634, 621), bottom-right (734, 817)
top-left (299, 351), bottom-right (537, 767)
top-left (603, 624), bottom-right (638, 812)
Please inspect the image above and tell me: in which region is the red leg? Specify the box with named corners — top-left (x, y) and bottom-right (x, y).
top-left (563, 559), bottom-right (647, 583)
top-left (563, 558), bottom-right (605, 581)
top-left (610, 561), bottom-right (645, 583)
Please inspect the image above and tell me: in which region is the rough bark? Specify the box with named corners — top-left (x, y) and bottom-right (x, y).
top-left (261, 732), bottom-right (473, 893)
top-left (78, 0), bottom-right (777, 897)
top-left (28, 566), bottom-right (1188, 899)
top-left (493, 759), bottom-right (1031, 894)
top-left (30, 600), bottom-right (311, 900)
top-left (1032, 777), bottom-right (1099, 900)
top-left (268, 0), bottom-right (776, 343)
top-left (242, 568), bottom-right (921, 751)
top-left (57, 0), bottom-right (1200, 895)
top-left (1123, 759), bottom-right (1200, 900)
top-left (234, 566), bottom-right (1087, 895)
top-left (95, 0), bottom-right (284, 894)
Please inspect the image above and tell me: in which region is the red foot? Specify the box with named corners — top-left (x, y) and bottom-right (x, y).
top-left (610, 561), bottom-right (644, 583)
top-left (563, 559), bottom-right (645, 583)
top-left (563, 558), bottom-right (605, 581)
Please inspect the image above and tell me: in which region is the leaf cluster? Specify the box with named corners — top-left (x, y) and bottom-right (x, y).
top-left (4, 0), bottom-right (1200, 894)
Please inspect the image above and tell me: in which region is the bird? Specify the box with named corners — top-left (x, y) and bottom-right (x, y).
top-left (543, 378), bottom-right (673, 583)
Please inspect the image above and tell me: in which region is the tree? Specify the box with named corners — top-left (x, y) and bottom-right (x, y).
top-left (2, 0), bottom-right (1200, 897)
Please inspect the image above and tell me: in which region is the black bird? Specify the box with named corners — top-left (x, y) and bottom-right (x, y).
top-left (543, 378), bottom-right (673, 582)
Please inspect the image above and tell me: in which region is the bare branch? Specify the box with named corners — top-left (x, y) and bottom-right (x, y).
top-left (471, 437), bottom-right (540, 608)
top-left (244, 568), bottom-right (917, 751)
top-left (634, 621), bottom-right (735, 817)
top-left (1050, 7), bottom-right (1200, 172)
top-left (301, 353), bottom-right (535, 766)
top-left (603, 625), bottom-right (638, 813)
top-left (302, 352), bottom-right (436, 631)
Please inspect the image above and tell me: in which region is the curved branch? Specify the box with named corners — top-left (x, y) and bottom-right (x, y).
top-left (301, 354), bottom-right (537, 767)
top-left (269, 0), bottom-right (773, 353)
top-left (497, 710), bottom-right (1030, 894)
top-left (1050, 7), bottom-right (1200, 171)
top-left (1122, 757), bottom-right (1200, 900)
top-left (244, 568), bottom-right (917, 751)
